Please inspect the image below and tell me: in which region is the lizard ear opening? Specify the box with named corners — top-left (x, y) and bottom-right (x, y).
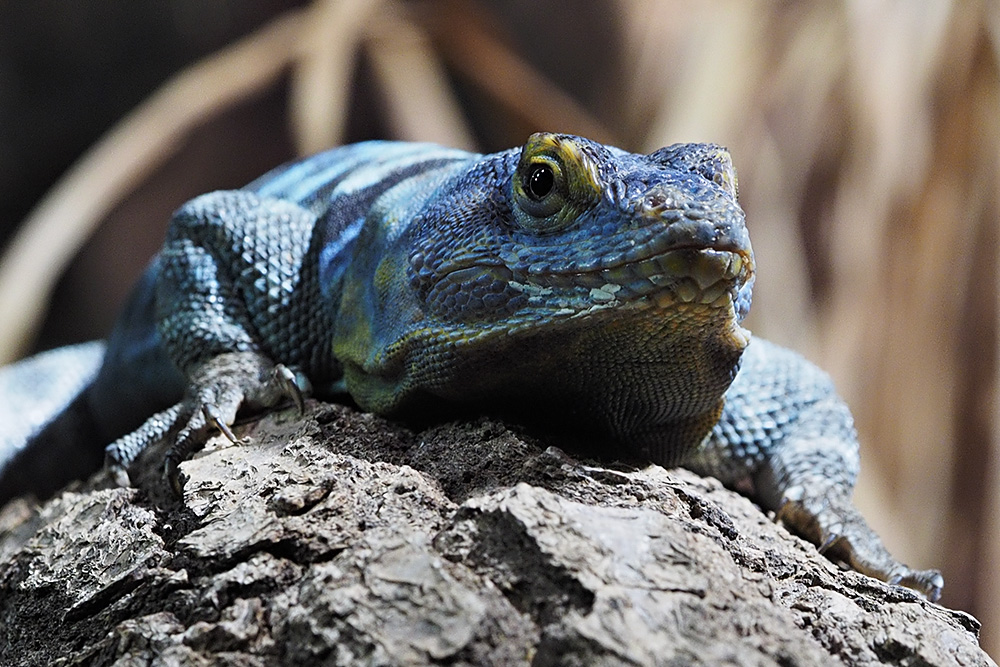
top-left (512, 132), bottom-right (600, 234)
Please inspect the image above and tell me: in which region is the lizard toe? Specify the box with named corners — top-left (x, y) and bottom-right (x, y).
top-left (775, 482), bottom-right (847, 549)
top-left (889, 568), bottom-right (944, 603)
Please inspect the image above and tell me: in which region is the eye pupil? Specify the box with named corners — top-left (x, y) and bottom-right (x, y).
top-left (526, 164), bottom-right (554, 200)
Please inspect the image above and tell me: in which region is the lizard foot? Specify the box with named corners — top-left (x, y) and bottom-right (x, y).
top-left (775, 478), bottom-right (944, 602)
top-left (105, 351), bottom-right (309, 497)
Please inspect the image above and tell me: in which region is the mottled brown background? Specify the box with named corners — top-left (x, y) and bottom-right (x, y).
top-left (0, 0), bottom-right (996, 655)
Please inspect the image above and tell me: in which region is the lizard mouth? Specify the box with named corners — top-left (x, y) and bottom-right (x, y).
top-left (417, 244), bottom-right (754, 325)
top-left (506, 246), bottom-right (753, 311)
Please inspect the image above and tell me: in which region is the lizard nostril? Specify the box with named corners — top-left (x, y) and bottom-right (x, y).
top-left (643, 191), bottom-right (673, 210)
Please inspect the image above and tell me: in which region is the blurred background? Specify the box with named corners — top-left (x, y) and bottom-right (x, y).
top-left (0, 0), bottom-right (997, 654)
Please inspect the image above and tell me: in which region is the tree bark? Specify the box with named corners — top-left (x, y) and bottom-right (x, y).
top-left (0, 402), bottom-right (993, 666)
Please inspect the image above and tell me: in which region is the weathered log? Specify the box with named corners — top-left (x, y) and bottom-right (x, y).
top-left (0, 403), bottom-right (992, 666)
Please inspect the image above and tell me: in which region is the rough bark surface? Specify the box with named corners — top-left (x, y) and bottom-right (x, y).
top-left (0, 402), bottom-right (993, 666)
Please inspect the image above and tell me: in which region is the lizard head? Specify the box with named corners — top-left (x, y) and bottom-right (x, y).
top-left (347, 133), bottom-right (755, 446)
top-left (407, 132), bottom-right (754, 349)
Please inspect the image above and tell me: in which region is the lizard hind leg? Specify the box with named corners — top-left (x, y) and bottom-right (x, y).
top-left (755, 433), bottom-right (944, 602)
top-left (105, 351), bottom-right (308, 497)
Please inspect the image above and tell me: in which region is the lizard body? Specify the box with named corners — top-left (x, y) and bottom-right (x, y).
top-left (0, 133), bottom-right (942, 601)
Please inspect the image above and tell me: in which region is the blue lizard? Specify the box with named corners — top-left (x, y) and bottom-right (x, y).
top-left (0, 133), bottom-right (943, 601)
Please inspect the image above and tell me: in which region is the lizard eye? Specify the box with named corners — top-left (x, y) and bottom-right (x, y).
top-left (516, 157), bottom-right (566, 219)
top-left (526, 163), bottom-right (555, 200)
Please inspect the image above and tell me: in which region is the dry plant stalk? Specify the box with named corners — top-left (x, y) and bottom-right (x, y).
top-left (0, 9), bottom-right (310, 363)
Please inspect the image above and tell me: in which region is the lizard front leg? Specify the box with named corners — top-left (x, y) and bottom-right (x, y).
top-left (685, 338), bottom-right (943, 601)
top-left (755, 431), bottom-right (943, 601)
top-left (106, 191), bottom-right (331, 495)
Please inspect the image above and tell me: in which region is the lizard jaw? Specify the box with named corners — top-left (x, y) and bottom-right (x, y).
top-left (505, 247), bottom-right (752, 315)
top-left (419, 246), bottom-right (753, 328)
top-left (521, 247), bottom-right (749, 299)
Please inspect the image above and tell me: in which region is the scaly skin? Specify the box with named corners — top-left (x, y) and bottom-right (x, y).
top-left (0, 133), bottom-right (942, 601)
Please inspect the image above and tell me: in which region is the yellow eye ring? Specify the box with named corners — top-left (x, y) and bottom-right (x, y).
top-left (512, 133), bottom-right (600, 233)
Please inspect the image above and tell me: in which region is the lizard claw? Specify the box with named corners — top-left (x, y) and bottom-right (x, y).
top-left (889, 570), bottom-right (945, 604)
top-left (816, 532), bottom-right (843, 556)
top-left (203, 403), bottom-right (243, 445)
top-left (774, 483), bottom-right (845, 548)
top-left (163, 407), bottom-right (210, 497)
top-left (164, 454), bottom-right (189, 498)
top-left (273, 363), bottom-right (306, 415)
